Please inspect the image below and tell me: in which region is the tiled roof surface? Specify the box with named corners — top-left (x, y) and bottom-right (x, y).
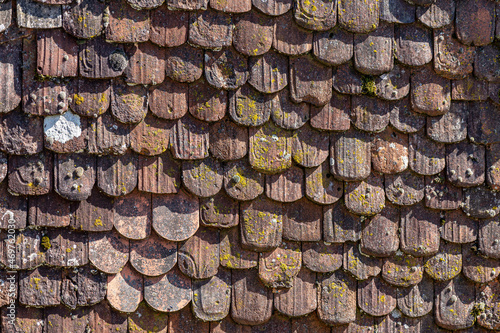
top-left (0, 0), bottom-right (499, 331)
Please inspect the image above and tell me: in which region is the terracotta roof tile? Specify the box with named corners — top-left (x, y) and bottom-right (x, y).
top-left (87, 112), bottom-right (130, 155)
top-left (310, 91), bottom-right (350, 131)
top-left (396, 275), bottom-right (433, 318)
top-left (8, 151), bottom-right (52, 195)
top-left (105, 0), bottom-right (150, 43)
top-left (150, 5), bottom-right (188, 47)
top-left (28, 191), bottom-right (74, 227)
top-left (411, 65), bottom-right (451, 116)
top-left (424, 171), bottom-right (463, 210)
top-left (113, 189), bottom-right (152, 239)
top-left (408, 130), bottom-right (446, 175)
top-left (189, 9), bottom-right (232, 49)
top-left (304, 162), bottom-right (343, 205)
top-left (219, 226), bottom-right (258, 269)
top-left (36, 29), bottom-right (78, 78)
top-left (273, 11), bottom-right (312, 55)
top-left (0, 40), bottom-right (21, 114)
top-left (61, 265), bottom-right (107, 308)
top-left (290, 55), bottom-right (332, 106)
top-left (128, 302), bottom-right (168, 332)
top-left (129, 231), bottom-right (177, 276)
top-left (0, 110), bottom-right (43, 155)
top-left (451, 75), bottom-right (489, 101)
top-left (271, 90), bottom-right (310, 130)
top-left (385, 170), bottom-right (425, 206)
top-left (8, 228), bottom-right (44, 269)
top-left (302, 241), bottom-right (342, 273)
top-left (354, 22), bottom-right (394, 76)
top-left (233, 11), bottom-right (273, 57)
top-left (344, 174), bottom-right (386, 216)
top-left (368, 126), bottom-right (408, 174)
top-left (427, 101), bottom-right (468, 143)
top-left (209, 118), bottom-right (248, 160)
top-left (248, 50), bottom-right (288, 94)
top-left (170, 114), bottom-right (209, 160)
top-left (107, 263), bottom-right (143, 313)
top-left (210, 316), bottom-right (251, 333)
top-left (124, 42), bottom-right (165, 86)
top-left (62, 0), bottom-right (104, 39)
top-left (1, 306), bottom-right (43, 333)
top-left (192, 267), bottom-right (231, 321)
top-left (69, 78), bottom-right (110, 118)
top-left (360, 204), bottom-right (400, 257)
top-left (253, 0), bottom-right (291, 16)
top-left (290, 312), bottom-right (331, 333)
top-left (416, 0), bottom-right (455, 29)
top-left (476, 280), bottom-right (500, 330)
top-left (343, 242), bottom-right (382, 280)
top-left (455, 0), bottom-right (495, 47)
top-left (441, 209), bottom-right (477, 244)
top-left (149, 78), bottom-right (188, 120)
top-left (265, 166), bottom-right (304, 202)
top-left (274, 267), bottom-right (317, 317)
top-left (97, 153), bottom-right (138, 196)
top-left (395, 23), bottom-right (433, 67)
top-left (168, 0), bottom-right (208, 10)
top-left (283, 197), bottom-right (321, 241)
top-left (44, 111), bottom-right (87, 153)
top-left (462, 185), bottom-right (500, 218)
top-left (72, 186), bottom-right (114, 231)
top-left (249, 121), bottom-right (293, 173)
top-left (19, 266), bottom-right (61, 306)
top-left (313, 27), bottom-right (353, 66)
top-left (434, 274), bottom-right (475, 330)
top-left (317, 270), bottom-right (357, 325)
top-left (79, 36), bottom-right (128, 79)
top-left (17, 0), bottom-right (62, 29)
top-left (383, 252), bottom-right (423, 286)
top-left (358, 276), bottom-right (397, 316)
top-left (423, 240), bottom-right (462, 281)
top-left (88, 301), bottom-right (128, 332)
top-left (189, 78), bottom-right (227, 122)
top-left (45, 228), bottom-right (88, 267)
top-left (389, 97), bottom-right (426, 134)
top-left (487, 143), bottom-right (500, 190)
top-left (223, 159), bottom-right (263, 200)
top-left (446, 141), bottom-right (485, 187)
top-left (130, 112), bottom-right (171, 156)
top-left (400, 203), bottom-right (440, 256)
top-left (143, 266), bottom-right (191, 312)
top-left (258, 240), bottom-right (300, 288)
top-left (323, 201), bottom-right (360, 243)
top-left (468, 100), bottom-right (500, 144)
top-left (331, 128), bottom-right (371, 181)
top-left (178, 226), bottom-right (219, 279)
top-left (229, 84), bottom-right (272, 127)
top-left (338, 0), bottom-right (379, 34)
top-left (111, 78), bottom-right (148, 124)
top-left (137, 151), bottom-right (181, 194)
top-left (293, 0), bottom-right (336, 31)
top-left (380, 0), bottom-right (415, 24)
top-left (89, 229), bottom-right (129, 274)
top-left (200, 191), bottom-right (239, 228)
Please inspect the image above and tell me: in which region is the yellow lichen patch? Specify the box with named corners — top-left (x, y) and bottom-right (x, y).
top-left (41, 236), bottom-right (51, 250)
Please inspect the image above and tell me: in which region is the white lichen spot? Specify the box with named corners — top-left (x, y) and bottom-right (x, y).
top-left (44, 110), bottom-right (81, 144)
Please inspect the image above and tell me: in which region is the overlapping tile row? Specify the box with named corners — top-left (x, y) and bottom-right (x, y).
top-left (0, 0), bottom-right (499, 331)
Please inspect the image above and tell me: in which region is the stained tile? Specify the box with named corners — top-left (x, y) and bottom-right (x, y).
top-left (62, 0), bottom-right (105, 39)
top-left (130, 113), bottom-right (170, 156)
top-left (137, 151), bottom-right (181, 194)
top-left (354, 22), bottom-right (394, 75)
top-left (228, 84), bottom-right (272, 127)
top-left (456, 0), bottom-right (495, 46)
top-left (231, 268), bottom-right (273, 326)
top-left (452, 75), bottom-right (488, 101)
top-left (411, 65), bottom-right (451, 116)
top-left (358, 277), bottom-right (396, 316)
top-left (259, 241), bottom-right (301, 288)
top-left (360, 204), bottom-right (400, 257)
top-left (130, 231), bottom-right (177, 276)
top-left (169, 306), bottom-right (210, 333)
top-left (400, 203), bottom-right (440, 257)
top-left (79, 36), bottom-right (128, 79)
top-left (0, 40), bottom-right (21, 114)
top-left (273, 11), bottom-right (313, 55)
top-left (209, 118), bottom-right (248, 161)
top-left (29, 192), bottom-right (73, 227)
top-left (374, 65), bottom-right (410, 101)
top-left (2, 228), bottom-right (44, 270)
top-left (233, 11), bottom-right (273, 56)
top-left (283, 198), bottom-right (322, 242)
top-left (61, 265), bottom-right (106, 308)
top-left (45, 229), bottom-right (88, 267)
top-left (423, 241), bottom-right (462, 281)
top-left (189, 8), bottom-right (232, 49)
top-left (89, 230), bottom-right (129, 274)
top-left (274, 267), bottom-right (317, 317)
top-left (152, 189), bottom-right (199, 241)
top-left (313, 27), bottom-right (353, 66)
top-left (88, 302), bottom-right (127, 332)
top-left (305, 162), bottom-right (343, 205)
top-left (170, 115), bottom-right (209, 160)
top-left (424, 172), bottom-right (463, 210)
top-left (167, 0), bottom-right (208, 10)
top-left (266, 166), bottom-right (304, 202)
top-left (323, 201), bottom-right (360, 243)
top-left (87, 112), bottom-right (130, 155)
top-left (396, 275), bottom-right (433, 318)
top-left (331, 128), bottom-right (371, 181)
top-left (107, 263), bottom-right (143, 313)
top-left (44, 305), bottom-right (88, 332)
top-left (8, 152), bottom-right (52, 195)
top-left (434, 25), bottom-right (475, 80)
top-left (416, 0), bottom-right (455, 29)
top-left (290, 55), bottom-right (332, 107)
top-left (435, 275), bottom-right (475, 330)
top-left (165, 44), bottom-right (203, 83)
top-left (124, 42), bottom-right (165, 85)
top-left (189, 78), bottom-right (227, 122)
top-left (441, 210), bottom-right (477, 244)
top-left (250, 314), bottom-right (291, 333)
top-left (427, 101), bottom-right (468, 143)
top-left (17, 0), bottom-right (62, 28)
top-left (462, 185), bottom-right (500, 218)
top-left (36, 29), bottom-right (78, 78)
top-left (150, 5), bottom-right (188, 47)
top-left (302, 241), bottom-right (342, 273)
top-left (144, 266), bottom-right (191, 312)
top-left (178, 226), bottom-right (219, 279)
top-left (128, 302), bottom-right (168, 333)
top-left (223, 159), bottom-right (264, 201)
top-left (252, 0), bottom-right (291, 16)
top-left (248, 50), bottom-right (288, 93)
top-left (128, 0), bottom-right (164, 9)
top-left (271, 90), bottom-right (310, 130)
top-left (332, 62), bottom-right (363, 95)
top-left (73, 187), bottom-right (114, 231)
top-left (240, 195), bottom-right (283, 252)
top-left (487, 143), bottom-right (500, 190)
top-left (210, 0), bottom-right (251, 12)
top-left (338, 0), bottom-right (379, 33)
top-left (317, 270), bottom-right (356, 325)
top-left (343, 242), bottom-right (381, 280)
top-left (383, 253), bottom-right (423, 286)
top-left (408, 130), bottom-right (446, 175)
top-left (372, 129), bottom-right (408, 175)
top-left (294, 0), bottom-right (336, 31)
top-left (182, 157), bottom-right (223, 197)
top-left (19, 267), bottom-right (61, 306)
top-left (446, 141), bottom-right (485, 187)
top-left (97, 153), bottom-right (137, 197)
top-left (476, 280), bottom-right (500, 330)
top-left (114, 190), bottom-right (151, 240)
top-left (149, 78), bottom-right (188, 120)
top-left (389, 97), bottom-right (425, 134)
top-left (475, 44), bottom-right (500, 82)
top-left (385, 170), bottom-right (424, 206)
top-left (394, 23), bottom-right (432, 67)
top-left (478, 218), bottom-right (500, 259)
top-left (200, 191), bottom-right (239, 228)
top-left (220, 226), bottom-right (258, 269)
top-left (44, 110), bottom-right (87, 153)
top-left (351, 95), bottom-right (390, 133)
top-left (380, 0), bottom-right (415, 24)
top-left (205, 47), bottom-right (248, 90)
top-left (192, 268), bottom-right (231, 321)
top-left (310, 92), bottom-right (350, 131)
top-left (105, 0), bottom-right (150, 43)
top-left (344, 174), bottom-right (385, 216)
top-left (69, 78), bottom-right (110, 118)
top-left (0, 182), bottom-right (26, 229)
top-left (1, 306), bottom-right (43, 333)
top-left (111, 78), bottom-right (148, 124)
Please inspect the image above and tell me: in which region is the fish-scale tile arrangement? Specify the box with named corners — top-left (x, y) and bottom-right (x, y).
top-left (0, 0), bottom-right (499, 331)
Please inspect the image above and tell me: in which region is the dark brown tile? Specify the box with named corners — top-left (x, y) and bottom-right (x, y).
top-left (389, 97), bottom-right (425, 134)
top-left (36, 29), bottom-right (78, 77)
top-left (61, 265), bottom-right (107, 308)
top-left (424, 172), bottom-right (463, 210)
top-left (283, 198), bottom-right (322, 242)
top-left (170, 115), bottom-right (209, 160)
top-left (130, 112), bottom-right (171, 156)
top-left (331, 128), bottom-right (371, 181)
top-left (107, 263), bottom-right (143, 313)
top-left (271, 90), bottom-right (310, 130)
top-left (310, 91), bottom-right (350, 131)
top-left (88, 302), bottom-right (128, 332)
top-left (144, 266), bottom-right (191, 312)
top-left (110, 78), bottom-right (148, 124)
top-left (72, 187), bottom-right (114, 231)
top-left (210, 0), bottom-right (251, 12)
top-left (152, 189), bottom-right (199, 241)
top-left (317, 270), bottom-right (356, 325)
top-left (323, 201), bottom-right (360, 243)
top-left (0, 40), bottom-right (21, 114)
top-left (233, 10), bottom-right (273, 56)
top-left (358, 277), bottom-right (397, 316)
top-left (305, 162), bottom-right (343, 205)
top-left (250, 314), bottom-right (291, 333)
top-left (360, 204), bottom-right (400, 257)
top-left (89, 229), bottom-right (129, 274)
top-left (380, 0), bottom-right (415, 24)
top-left (192, 268), bottom-right (231, 321)
top-left (220, 226), bottom-right (258, 269)
top-left (343, 242), bottom-right (381, 280)
top-left (29, 192), bottom-right (73, 227)
top-left (338, 0), bottom-right (379, 33)
top-left (291, 312), bottom-right (333, 333)
top-left (396, 275), bottom-right (433, 318)
top-left (252, 0), bottom-right (291, 16)
top-left (200, 191), bottom-right (239, 228)
top-left (469, 101), bottom-right (500, 144)
top-left (332, 62), bottom-right (363, 95)
top-left (178, 226), bottom-right (219, 279)
top-left (87, 112), bottom-right (130, 155)
top-left (434, 25), bottom-right (475, 80)
top-left (150, 5), bottom-right (188, 47)
top-left (290, 55), bottom-right (332, 107)
top-left (408, 130), bottom-right (446, 175)
top-left (189, 8), bottom-right (232, 49)
top-left (273, 11), bottom-right (313, 55)
top-left (96, 153), bottom-right (138, 197)
top-left (434, 274), bottom-right (475, 330)
top-left (1, 306), bottom-right (43, 333)
top-left (189, 77), bottom-right (227, 122)
top-left (114, 189), bottom-right (152, 240)
top-left (385, 170), bottom-right (425, 206)
top-left (479, 218), bottom-right (500, 259)
top-left (446, 141), bottom-right (485, 187)
top-left (62, 0), bottom-right (105, 39)
top-left (456, 0), bottom-right (495, 46)
top-left (228, 84), bottom-right (272, 127)
top-left (231, 268), bottom-right (273, 325)
top-left (416, 0), bottom-right (455, 29)
top-left (463, 185), bottom-right (500, 218)
top-left (205, 47), bottom-right (248, 90)
top-left (411, 65), bottom-right (451, 116)
top-left (69, 78), bottom-right (110, 118)
top-left (351, 95), bottom-right (390, 133)
top-left (441, 210), bottom-right (477, 244)
top-left (105, 0), bottom-right (150, 43)
top-left (79, 36), bottom-right (128, 79)
top-left (0, 182), bottom-right (27, 229)
top-left (19, 266), bottom-right (61, 306)
top-left (427, 101), bottom-right (468, 143)
top-left (124, 42), bottom-right (165, 85)
top-left (266, 166), bottom-right (304, 203)
top-left (259, 240), bottom-right (301, 288)
top-left (128, 302), bottom-right (168, 333)
top-left (223, 159), bottom-right (264, 201)
top-left (44, 111), bottom-right (87, 153)
top-left (248, 50), bottom-right (288, 94)
top-left (302, 241), bottom-right (342, 273)
top-left (130, 231), bottom-right (177, 276)
top-left (475, 45), bottom-right (500, 82)
top-left (344, 174), bottom-right (385, 216)
top-left (476, 279), bottom-right (500, 330)
top-left (45, 229), bottom-right (88, 267)
top-left (128, 0), bottom-right (164, 9)
top-left (394, 23), bottom-right (433, 67)
top-left (169, 302), bottom-right (209, 333)
top-left (382, 253), bottom-right (423, 286)
top-left (149, 78), bottom-right (188, 120)
top-left (165, 44), bottom-right (203, 83)
top-left (423, 240), bottom-right (461, 281)
top-left (167, 0), bottom-right (208, 10)
top-left (274, 268), bottom-right (317, 317)
top-left (371, 128), bottom-right (409, 174)
top-left (400, 203), bottom-right (440, 257)
top-left (313, 27), bottom-right (353, 66)
top-left (240, 195), bottom-right (283, 252)
top-left (210, 118), bottom-right (248, 161)
top-left (487, 143), bottom-right (500, 190)
top-left (452, 75), bottom-right (489, 101)
top-left (374, 65), bottom-right (410, 101)
top-left (179, 156), bottom-right (219, 198)
top-left (8, 152), bottom-right (52, 195)
top-left (354, 22), bottom-right (394, 75)
top-left (294, 0), bottom-right (336, 31)
top-left (137, 151), bottom-right (181, 194)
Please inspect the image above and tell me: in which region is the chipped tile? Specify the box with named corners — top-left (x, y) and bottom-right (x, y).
top-left (17, 0), bottom-right (62, 28)
top-left (205, 47), bottom-right (248, 90)
top-left (0, 110), bottom-right (43, 155)
top-left (416, 0), bottom-right (455, 29)
top-left (44, 110), bottom-right (87, 153)
top-left (178, 226), bottom-right (219, 279)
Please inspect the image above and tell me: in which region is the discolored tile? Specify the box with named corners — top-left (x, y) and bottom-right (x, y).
top-left (271, 90), bottom-right (310, 130)
top-left (240, 195), bottom-right (283, 252)
top-left (223, 159), bottom-right (264, 201)
top-left (408, 130), bottom-right (445, 176)
top-left (441, 210), bottom-right (477, 244)
top-left (476, 279), bottom-right (500, 330)
top-left (17, 0), bottom-right (62, 28)
top-left (266, 166), bottom-right (304, 203)
top-left (305, 162), bottom-right (343, 205)
top-left (138, 151), bottom-right (181, 194)
top-left (291, 312), bottom-right (332, 333)
top-left (228, 84), bottom-right (272, 127)
top-left (313, 27), bottom-right (353, 66)
top-left (332, 62), bottom-right (363, 95)
top-left (317, 270), bottom-right (356, 325)
top-left (411, 65), bottom-right (451, 116)
top-left (88, 302), bottom-right (128, 332)
top-left (128, 0), bottom-right (164, 9)
top-left (400, 203), bottom-right (440, 257)
top-left (344, 174), bottom-right (385, 216)
top-left (273, 11), bottom-right (312, 55)
top-left (382, 253), bottom-right (423, 287)
top-left (28, 192), bottom-right (73, 227)
top-left (178, 226), bottom-right (219, 279)
top-left (107, 263), bottom-right (143, 313)
top-left (385, 170), bottom-right (425, 206)
top-left (434, 275), bottom-right (475, 330)
top-left (231, 268), bottom-right (273, 326)
top-left (149, 78), bottom-right (188, 120)
top-left (152, 189), bottom-right (199, 241)
top-left (130, 231), bottom-right (177, 277)
top-left (475, 44), bottom-right (500, 82)
top-left (434, 25), bottom-right (475, 80)
top-left (248, 50), bottom-right (288, 93)
top-left (44, 110), bottom-right (87, 153)
top-left (351, 95), bottom-right (390, 133)
top-left (150, 5), bottom-right (188, 47)
top-left (478, 218), bottom-right (500, 259)
top-left (233, 11), bottom-right (273, 56)
top-left (380, 0), bottom-right (415, 24)
top-left (1, 306), bottom-right (43, 333)
top-left (130, 113), bottom-right (171, 156)
top-left (210, 118), bottom-right (248, 161)
top-left (165, 44), bottom-right (203, 83)
top-left (110, 78), bottom-right (148, 124)
top-left (205, 47), bottom-right (248, 90)
top-left (8, 152), bottom-right (52, 195)
top-left (62, 0), bottom-right (104, 39)
top-left (283, 198), bottom-right (322, 242)
top-left (0, 1), bottom-right (12, 35)
top-left (168, 0), bottom-right (208, 10)
top-left (289, 55), bottom-right (332, 107)
top-left (189, 78), bottom-right (227, 122)
top-left (371, 128), bottom-right (408, 174)
top-left (105, 0), bottom-right (150, 43)
top-left (200, 191), bottom-right (239, 228)
top-left (323, 201), bottom-right (360, 243)
top-left (128, 302), bottom-right (168, 333)
top-left (374, 65), bottom-right (410, 101)
top-left (19, 267), bottom-right (61, 306)
top-left (446, 141), bottom-right (485, 187)
top-left (252, 0), bottom-right (291, 16)
top-left (343, 242), bottom-right (381, 280)
top-left (97, 153), bottom-right (137, 197)
top-left (302, 241), bottom-right (342, 273)
top-left (310, 91), bottom-right (350, 131)
top-left (416, 0), bottom-right (455, 29)
top-left (170, 115), bottom-right (209, 160)
top-left (89, 230), bottom-right (129, 274)
top-left (79, 36), bottom-right (128, 79)
top-left (250, 314), bottom-right (291, 333)
top-left (220, 227), bottom-right (258, 269)
top-left (394, 23), bottom-right (432, 67)
top-left (114, 190), bottom-right (151, 240)
top-left (360, 204), bottom-right (400, 257)
top-left (192, 268), bottom-right (231, 322)
top-left (45, 229), bottom-right (88, 267)
top-left (73, 187), bottom-right (114, 231)
top-left (0, 40), bottom-right (21, 114)
top-left (182, 156), bottom-right (223, 197)
top-left (331, 128), bottom-right (371, 181)
top-left (36, 29), bottom-right (78, 77)
top-left (456, 0), bottom-right (495, 46)
top-left (144, 266), bottom-right (191, 312)
top-left (0, 182), bottom-right (26, 229)
top-left (45, 303), bottom-right (86, 330)
top-left (389, 97), bottom-right (425, 134)
top-left (354, 22), bottom-right (394, 75)
top-left (469, 101), bottom-right (500, 145)
top-left (487, 144), bottom-right (500, 190)
top-left (427, 101), bottom-right (468, 143)
top-left (294, 0), bottom-right (336, 31)
top-left (2, 228), bottom-right (44, 270)
top-left (259, 240), bottom-right (301, 288)
top-left (210, 0), bottom-right (251, 12)
top-left (423, 241), bottom-right (461, 281)
top-left (169, 306), bottom-right (210, 332)
top-left (61, 265), bottom-right (107, 308)
top-left (424, 172), bottom-right (463, 210)
top-left (462, 185), bottom-right (500, 219)
top-left (274, 268), bottom-right (317, 317)
top-left (358, 277), bottom-right (397, 317)
top-left (189, 9), bottom-right (232, 49)
top-left (69, 78), bottom-right (110, 118)
top-left (87, 112), bottom-right (130, 155)
top-left (124, 42), bottom-right (165, 86)
top-left (338, 0), bottom-right (379, 33)
top-left (452, 75), bottom-right (488, 101)
top-left (396, 275), bottom-right (433, 318)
